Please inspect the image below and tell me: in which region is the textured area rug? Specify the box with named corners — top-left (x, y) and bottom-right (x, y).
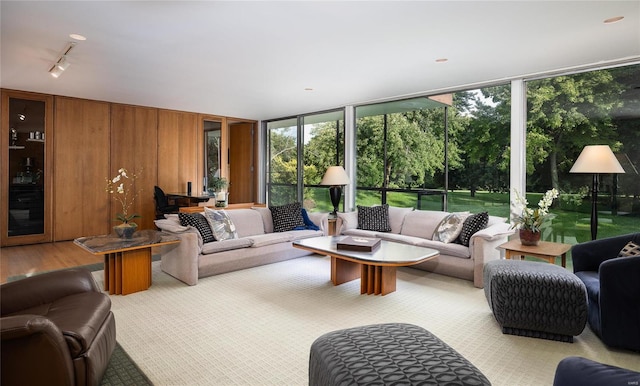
top-left (94, 257), bottom-right (640, 385)
top-left (102, 343), bottom-right (153, 386)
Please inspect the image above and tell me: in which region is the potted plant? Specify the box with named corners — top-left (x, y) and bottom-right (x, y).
top-left (511, 188), bottom-right (559, 245)
top-left (105, 168), bottom-right (142, 238)
top-left (208, 177), bottom-right (228, 207)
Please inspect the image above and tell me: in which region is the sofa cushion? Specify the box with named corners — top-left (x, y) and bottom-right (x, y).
top-left (342, 228), bottom-right (380, 238)
top-left (432, 212), bottom-right (469, 243)
top-left (248, 233), bottom-right (291, 248)
top-left (377, 233), bottom-right (470, 259)
top-left (457, 212), bottom-right (488, 247)
top-left (226, 209), bottom-right (265, 238)
top-left (400, 210), bottom-right (449, 239)
top-left (154, 217), bottom-right (190, 233)
top-left (388, 206), bottom-right (414, 234)
top-left (357, 204), bottom-right (392, 232)
top-left (337, 211), bottom-right (358, 232)
top-left (203, 208), bottom-right (238, 241)
top-left (201, 238), bottom-right (253, 254)
top-left (179, 213), bottom-right (215, 243)
top-left (252, 206), bottom-right (274, 233)
top-left (270, 202), bottom-right (305, 232)
top-left (288, 229), bottom-right (324, 241)
top-left (618, 241), bottom-right (640, 257)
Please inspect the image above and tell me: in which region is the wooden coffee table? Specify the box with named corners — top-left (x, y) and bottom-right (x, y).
top-left (293, 236), bottom-right (439, 296)
top-left (74, 230), bottom-right (180, 295)
top-left (499, 239), bottom-right (572, 268)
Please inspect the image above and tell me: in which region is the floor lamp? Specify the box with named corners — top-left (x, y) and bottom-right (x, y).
top-left (320, 166), bottom-right (350, 216)
top-left (570, 145), bottom-right (625, 240)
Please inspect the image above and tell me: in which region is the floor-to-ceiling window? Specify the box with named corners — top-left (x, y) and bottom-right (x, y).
top-left (266, 118), bottom-right (298, 206)
top-left (525, 63), bottom-right (640, 244)
top-left (354, 97), bottom-right (450, 210)
top-left (266, 109), bottom-right (345, 210)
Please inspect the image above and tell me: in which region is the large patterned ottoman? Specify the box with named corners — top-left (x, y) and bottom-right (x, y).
top-left (483, 259), bottom-right (587, 342)
top-left (309, 323), bottom-right (490, 386)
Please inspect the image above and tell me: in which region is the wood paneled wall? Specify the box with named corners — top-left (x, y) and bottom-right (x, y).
top-left (53, 96), bottom-right (111, 240)
top-left (2, 89), bottom-right (256, 245)
top-left (110, 104), bottom-right (158, 230)
top-left (157, 110), bottom-right (201, 193)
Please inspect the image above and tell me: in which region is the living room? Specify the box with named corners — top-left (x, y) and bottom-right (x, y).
top-left (2, 1), bottom-right (639, 385)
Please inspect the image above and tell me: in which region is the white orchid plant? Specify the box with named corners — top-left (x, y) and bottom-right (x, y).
top-left (511, 188), bottom-right (559, 232)
top-left (105, 168), bottom-right (142, 225)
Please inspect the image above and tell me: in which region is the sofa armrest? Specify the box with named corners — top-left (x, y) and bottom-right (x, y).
top-left (308, 212), bottom-right (329, 235)
top-left (1, 315), bottom-right (75, 386)
top-left (469, 222), bottom-right (513, 288)
top-left (0, 269), bottom-right (99, 316)
top-left (598, 255), bottom-right (640, 348)
top-left (572, 233), bottom-right (640, 273)
top-left (158, 231), bottom-right (201, 286)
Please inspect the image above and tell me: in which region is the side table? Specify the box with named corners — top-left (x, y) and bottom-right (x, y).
top-left (499, 239), bottom-right (572, 268)
top-left (74, 229), bottom-right (180, 295)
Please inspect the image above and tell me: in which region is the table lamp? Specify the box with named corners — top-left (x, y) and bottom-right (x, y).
top-left (569, 145), bottom-right (625, 240)
top-left (320, 166), bottom-right (350, 216)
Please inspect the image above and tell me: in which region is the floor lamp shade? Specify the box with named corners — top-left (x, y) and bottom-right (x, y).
top-left (320, 166), bottom-right (350, 215)
top-left (570, 145), bottom-right (625, 240)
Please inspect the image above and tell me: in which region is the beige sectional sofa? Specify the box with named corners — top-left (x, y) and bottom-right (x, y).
top-left (155, 207), bottom-right (328, 285)
top-left (337, 206), bottom-right (514, 288)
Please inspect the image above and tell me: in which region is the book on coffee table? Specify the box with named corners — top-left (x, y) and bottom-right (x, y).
top-left (336, 236), bottom-right (381, 252)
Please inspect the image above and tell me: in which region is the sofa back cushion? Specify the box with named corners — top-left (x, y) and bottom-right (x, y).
top-left (388, 206), bottom-right (414, 234)
top-left (400, 210), bottom-right (449, 239)
top-left (252, 207), bottom-right (274, 233)
top-left (226, 209), bottom-right (265, 238)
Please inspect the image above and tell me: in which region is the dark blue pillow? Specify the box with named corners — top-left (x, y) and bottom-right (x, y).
top-left (293, 208), bottom-right (320, 231)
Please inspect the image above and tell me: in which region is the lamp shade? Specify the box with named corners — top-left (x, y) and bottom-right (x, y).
top-left (570, 145), bottom-right (625, 174)
top-left (320, 166), bottom-right (350, 186)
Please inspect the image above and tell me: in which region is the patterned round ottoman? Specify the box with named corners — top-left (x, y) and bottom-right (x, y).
top-left (309, 323), bottom-right (490, 386)
top-left (483, 259), bottom-right (588, 342)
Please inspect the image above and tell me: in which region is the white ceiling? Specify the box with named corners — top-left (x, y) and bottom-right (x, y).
top-left (1, 1), bottom-right (639, 121)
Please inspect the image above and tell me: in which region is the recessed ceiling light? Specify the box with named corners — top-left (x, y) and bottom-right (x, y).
top-left (435, 58), bottom-right (448, 63)
top-left (304, 87), bottom-right (314, 91)
top-left (604, 16), bottom-right (624, 24)
top-left (70, 33), bottom-right (87, 41)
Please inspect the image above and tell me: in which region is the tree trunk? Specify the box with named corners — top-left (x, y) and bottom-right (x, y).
top-left (550, 150), bottom-right (559, 190)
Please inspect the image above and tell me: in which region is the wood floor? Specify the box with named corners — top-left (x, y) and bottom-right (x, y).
top-left (1, 241), bottom-right (103, 284)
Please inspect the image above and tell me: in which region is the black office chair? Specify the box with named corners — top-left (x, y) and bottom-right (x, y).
top-left (154, 186), bottom-right (179, 219)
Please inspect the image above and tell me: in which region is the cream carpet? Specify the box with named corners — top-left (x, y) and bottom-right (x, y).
top-left (93, 256), bottom-right (639, 385)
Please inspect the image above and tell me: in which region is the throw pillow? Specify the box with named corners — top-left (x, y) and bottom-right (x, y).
top-left (618, 241), bottom-right (640, 257)
top-left (178, 212), bottom-right (215, 243)
top-left (203, 208), bottom-right (238, 241)
top-left (293, 208), bottom-right (320, 231)
top-left (456, 212), bottom-right (489, 247)
top-left (269, 202), bottom-right (305, 232)
top-left (432, 212), bottom-right (469, 243)
top-left (357, 204), bottom-right (392, 232)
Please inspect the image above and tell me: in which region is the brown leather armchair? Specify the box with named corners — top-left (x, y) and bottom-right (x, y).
top-left (1, 268), bottom-right (116, 386)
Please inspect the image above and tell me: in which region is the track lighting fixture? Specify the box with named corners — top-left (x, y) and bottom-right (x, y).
top-left (49, 42), bottom-right (76, 78)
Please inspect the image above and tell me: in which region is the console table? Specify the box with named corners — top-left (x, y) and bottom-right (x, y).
top-left (74, 230), bottom-right (179, 295)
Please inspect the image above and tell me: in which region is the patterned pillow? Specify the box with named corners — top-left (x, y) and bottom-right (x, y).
top-left (178, 213), bottom-right (215, 243)
top-left (269, 202), bottom-right (305, 232)
top-left (432, 212), bottom-right (469, 243)
top-left (456, 212), bottom-right (489, 247)
top-left (203, 208), bottom-right (238, 241)
top-left (357, 204), bottom-right (392, 232)
top-left (618, 241), bottom-right (640, 257)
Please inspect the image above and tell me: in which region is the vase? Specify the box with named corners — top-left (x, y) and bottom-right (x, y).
top-left (519, 229), bottom-right (541, 246)
top-left (114, 223), bottom-right (138, 239)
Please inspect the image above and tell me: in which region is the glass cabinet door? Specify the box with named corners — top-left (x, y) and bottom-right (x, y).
top-left (2, 91), bottom-right (53, 245)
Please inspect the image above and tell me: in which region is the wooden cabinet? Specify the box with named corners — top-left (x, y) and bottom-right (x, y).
top-left (53, 97), bottom-right (111, 241)
top-left (157, 110), bottom-right (201, 193)
top-left (1, 90), bottom-right (54, 246)
top-left (110, 104), bottom-right (158, 230)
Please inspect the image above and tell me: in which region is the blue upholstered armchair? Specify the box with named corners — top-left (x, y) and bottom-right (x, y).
top-left (572, 232), bottom-right (640, 352)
